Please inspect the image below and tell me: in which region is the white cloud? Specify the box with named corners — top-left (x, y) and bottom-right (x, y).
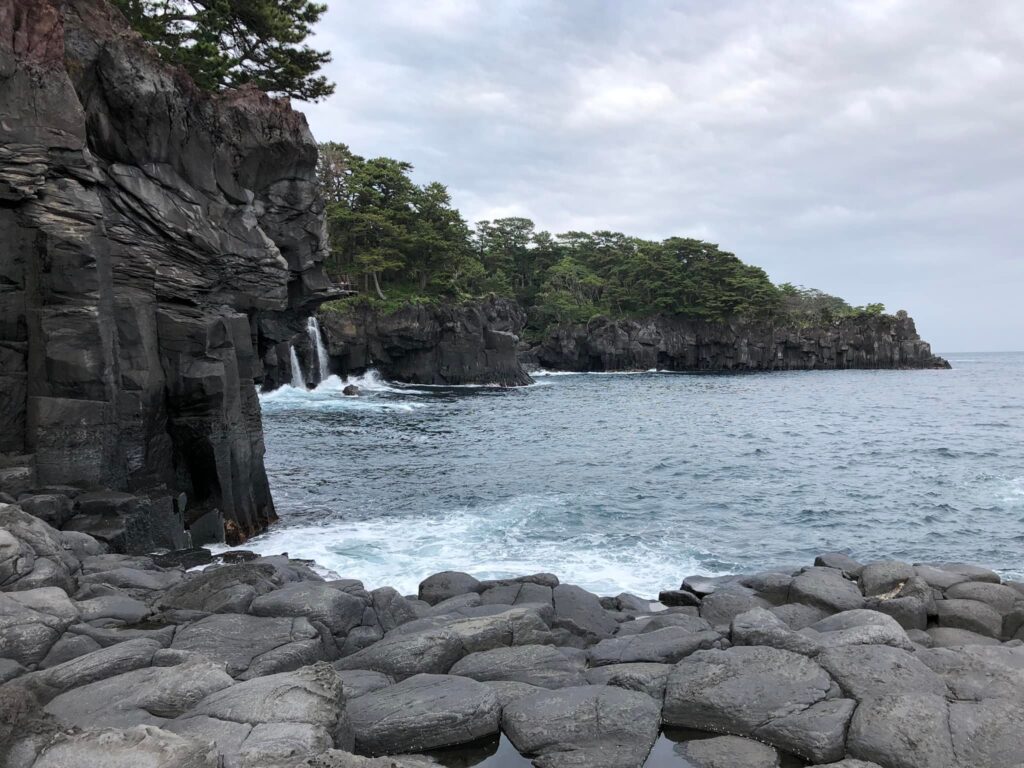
top-left (299, 0), bottom-right (1024, 351)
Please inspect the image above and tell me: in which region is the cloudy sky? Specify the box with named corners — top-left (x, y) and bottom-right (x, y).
top-left (300, 0), bottom-right (1023, 352)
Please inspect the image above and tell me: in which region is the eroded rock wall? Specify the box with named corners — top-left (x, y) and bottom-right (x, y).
top-left (0, 0), bottom-right (335, 547)
top-left (528, 311), bottom-right (950, 372)
top-left (315, 297), bottom-right (533, 387)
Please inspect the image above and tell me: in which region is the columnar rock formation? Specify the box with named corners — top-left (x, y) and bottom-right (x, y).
top-left (0, 0), bottom-right (336, 547)
top-left (2, 505), bottom-right (1022, 767)
top-left (314, 297), bottom-right (533, 387)
top-left (528, 311), bottom-right (950, 372)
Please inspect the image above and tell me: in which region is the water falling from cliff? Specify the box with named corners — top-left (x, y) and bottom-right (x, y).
top-left (307, 316), bottom-right (330, 383)
top-left (289, 345), bottom-right (307, 389)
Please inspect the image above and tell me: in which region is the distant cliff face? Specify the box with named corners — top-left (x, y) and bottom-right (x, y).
top-left (314, 297), bottom-right (534, 387)
top-left (0, 0), bottom-right (333, 546)
top-left (527, 311), bottom-right (950, 372)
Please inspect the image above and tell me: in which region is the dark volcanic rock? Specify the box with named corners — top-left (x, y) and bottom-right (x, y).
top-left (0, 0), bottom-right (336, 548)
top-left (318, 297), bottom-right (533, 386)
top-left (528, 312), bottom-right (949, 372)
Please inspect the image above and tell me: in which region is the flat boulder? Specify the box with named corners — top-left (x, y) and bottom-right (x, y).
top-left (0, 587), bottom-right (79, 666)
top-left (699, 588), bottom-right (773, 628)
top-left (949, 697), bottom-right (1024, 768)
top-left (44, 659), bottom-right (233, 729)
top-left (944, 582), bottom-right (1021, 614)
top-left (170, 614), bottom-right (327, 678)
top-left (584, 662), bottom-right (673, 699)
top-left (588, 626), bottom-right (723, 666)
top-left (813, 553), bottom-right (864, 577)
top-left (502, 685), bottom-right (660, 768)
top-left (187, 663), bottom-right (345, 730)
top-left (858, 560), bottom-right (914, 597)
top-left (417, 571), bottom-right (481, 605)
top-left (250, 582), bottom-right (365, 636)
top-left (155, 562), bottom-right (282, 614)
top-left (934, 598), bottom-right (1003, 638)
top-left (449, 644), bottom-right (586, 688)
top-left (552, 583), bottom-right (618, 642)
top-left (31, 725), bottom-right (218, 768)
top-left (335, 606), bottom-right (551, 680)
top-left (664, 646), bottom-right (850, 763)
top-left (916, 645), bottom-right (1024, 701)
top-left (347, 673), bottom-right (499, 755)
top-left (790, 567), bottom-right (865, 614)
top-left (333, 669), bottom-right (394, 699)
top-left (846, 693), bottom-right (955, 768)
top-left (926, 626), bottom-right (1001, 648)
top-left (816, 644), bottom-right (948, 700)
top-left (674, 735), bottom-right (781, 768)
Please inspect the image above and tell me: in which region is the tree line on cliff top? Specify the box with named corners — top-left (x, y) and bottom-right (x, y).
top-left (315, 143), bottom-right (886, 335)
top-left (112, 2), bottom-right (885, 335)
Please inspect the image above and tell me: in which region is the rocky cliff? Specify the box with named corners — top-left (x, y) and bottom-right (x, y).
top-left (526, 311), bottom-right (950, 372)
top-left (314, 297), bottom-right (533, 387)
top-left (0, 0), bottom-right (335, 548)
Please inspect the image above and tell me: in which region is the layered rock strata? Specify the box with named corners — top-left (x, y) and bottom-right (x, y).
top-left (312, 297), bottom-right (533, 388)
top-left (2, 503), bottom-right (1022, 767)
top-left (0, 0), bottom-right (336, 548)
top-left (527, 311), bottom-right (950, 372)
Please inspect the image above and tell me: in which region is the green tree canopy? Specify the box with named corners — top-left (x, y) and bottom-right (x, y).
top-left (113, 0), bottom-right (334, 101)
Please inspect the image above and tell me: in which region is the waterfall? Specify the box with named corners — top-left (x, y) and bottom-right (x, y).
top-left (288, 344), bottom-right (306, 389)
top-left (307, 316), bottom-right (330, 383)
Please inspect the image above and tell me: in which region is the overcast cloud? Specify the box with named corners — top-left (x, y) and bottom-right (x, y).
top-left (300, 0), bottom-right (1024, 352)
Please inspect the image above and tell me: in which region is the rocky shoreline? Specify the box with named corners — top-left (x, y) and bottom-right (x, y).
top-left (2, 502), bottom-right (1022, 768)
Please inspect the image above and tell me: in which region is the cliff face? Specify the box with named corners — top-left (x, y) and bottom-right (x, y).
top-left (528, 311), bottom-right (950, 372)
top-left (315, 297), bottom-right (534, 387)
top-left (0, 0), bottom-right (334, 548)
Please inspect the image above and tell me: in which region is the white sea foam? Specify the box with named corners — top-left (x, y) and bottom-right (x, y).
top-left (259, 370), bottom-right (428, 412)
top-left (212, 495), bottom-right (720, 596)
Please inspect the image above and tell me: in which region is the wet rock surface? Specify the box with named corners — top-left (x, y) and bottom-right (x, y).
top-left (0, 0), bottom-right (338, 549)
top-left (2, 515), bottom-right (1022, 767)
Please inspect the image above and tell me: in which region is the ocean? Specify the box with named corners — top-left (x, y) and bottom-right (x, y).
top-left (229, 352), bottom-right (1024, 596)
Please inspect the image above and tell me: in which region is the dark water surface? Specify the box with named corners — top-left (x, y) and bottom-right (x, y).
top-left (230, 352), bottom-right (1024, 595)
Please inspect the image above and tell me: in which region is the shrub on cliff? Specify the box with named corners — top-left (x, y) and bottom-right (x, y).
top-left (112, 0), bottom-right (334, 101)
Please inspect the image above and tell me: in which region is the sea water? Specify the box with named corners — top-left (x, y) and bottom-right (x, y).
top-left (232, 352), bottom-right (1024, 595)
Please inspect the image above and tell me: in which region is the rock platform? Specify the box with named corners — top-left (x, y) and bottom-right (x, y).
top-left (2, 502), bottom-right (1022, 767)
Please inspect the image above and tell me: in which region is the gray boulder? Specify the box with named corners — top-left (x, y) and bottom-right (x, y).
top-left (917, 645), bottom-right (1024, 701)
top-left (858, 560), bottom-right (914, 596)
top-left (864, 595), bottom-right (927, 630)
top-left (584, 662), bottom-right (673, 699)
top-left (913, 565), bottom-right (971, 590)
top-left (333, 669), bottom-right (394, 699)
top-left (790, 567), bottom-right (865, 614)
top-left (926, 562), bottom-right (1001, 584)
top-left (675, 735), bottom-right (781, 768)
top-left (250, 582), bottom-right (365, 636)
top-left (846, 694), bottom-right (955, 768)
top-left (700, 588), bottom-right (773, 628)
top-left (945, 581), bottom-right (1020, 614)
top-left (664, 646), bottom-right (850, 763)
top-left (0, 505), bottom-right (77, 592)
top-left (186, 663), bottom-right (346, 731)
top-left (935, 598), bottom-right (1004, 638)
top-left (170, 614), bottom-right (327, 678)
top-left (417, 571), bottom-right (481, 605)
top-left (588, 626), bottom-right (723, 666)
top-left (31, 725), bottom-right (218, 768)
top-left (0, 587), bottom-right (79, 666)
top-left (335, 606), bottom-right (551, 680)
top-left (44, 659), bottom-right (233, 729)
top-left (303, 750), bottom-right (436, 767)
top-left (369, 587), bottom-right (420, 632)
top-left (731, 608), bottom-right (822, 656)
top-left (484, 680), bottom-right (547, 709)
top-left (926, 626), bottom-right (1001, 647)
top-left (347, 673), bottom-right (499, 755)
top-left (155, 562), bottom-right (282, 614)
top-left (949, 697), bottom-right (1024, 768)
top-left (16, 637), bottom-right (164, 703)
top-left (449, 644), bottom-right (586, 688)
top-left (658, 589), bottom-right (701, 607)
top-left (502, 685), bottom-right (660, 768)
top-left (816, 644), bottom-right (948, 700)
top-left (75, 594), bottom-right (150, 625)
top-left (552, 583), bottom-right (618, 642)
top-left (615, 612), bottom-right (712, 637)
top-left (813, 553), bottom-right (864, 577)
top-left (770, 602), bottom-right (829, 629)
top-left (807, 609), bottom-right (913, 650)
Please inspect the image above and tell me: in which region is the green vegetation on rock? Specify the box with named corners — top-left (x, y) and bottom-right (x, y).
top-left (318, 142), bottom-right (889, 335)
top-left (113, 0), bottom-right (334, 101)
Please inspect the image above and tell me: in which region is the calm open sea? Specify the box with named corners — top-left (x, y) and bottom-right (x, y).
top-left (229, 352), bottom-right (1024, 596)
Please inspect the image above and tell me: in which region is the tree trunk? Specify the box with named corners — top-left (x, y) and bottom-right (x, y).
top-left (372, 271), bottom-right (386, 300)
